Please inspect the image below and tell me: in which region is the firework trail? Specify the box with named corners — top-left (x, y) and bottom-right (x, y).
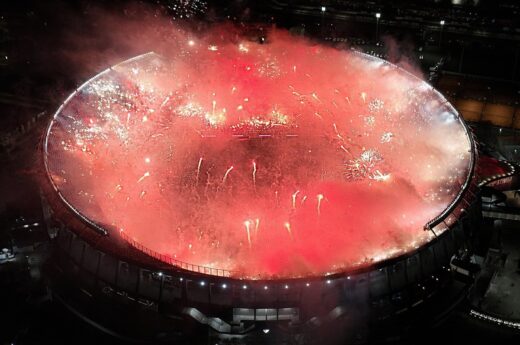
top-left (222, 166), bottom-right (234, 184)
top-left (244, 220), bottom-right (252, 248)
top-left (196, 157), bottom-right (203, 183)
top-left (252, 161), bottom-right (257, 191)
top-left (317, 194), bottom-right (324, 217)
top-left (137, 171), bottom-right (150, 183)
top-left (291, 190), bottom-right (300, 209)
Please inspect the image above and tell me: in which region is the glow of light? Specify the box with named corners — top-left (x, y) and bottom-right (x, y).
top-left (238, 43), bottom-right (249, 53)
top-left (144, 157), bottom-right (151, 164)
top-left (188, 40), bottom-right (195, 46)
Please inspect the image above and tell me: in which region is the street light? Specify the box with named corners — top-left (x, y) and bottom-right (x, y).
top-left (439, 20), bottom-right (445, 47)
top-left (375, 13), bottom-right (381, 42)
top-left (321, 6), bottom-right (326, 12)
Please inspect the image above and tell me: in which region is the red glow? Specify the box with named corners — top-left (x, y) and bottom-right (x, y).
top-left (45, 29), bottom-right (472, 279)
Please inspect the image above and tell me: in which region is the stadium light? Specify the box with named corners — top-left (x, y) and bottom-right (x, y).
top-left (375, 13), bottom-right (381, 42)
top-left (439, 20), bottom-right (445, 47)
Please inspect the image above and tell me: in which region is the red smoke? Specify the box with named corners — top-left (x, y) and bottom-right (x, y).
top-left (45, 22), bottom-right (472, 279)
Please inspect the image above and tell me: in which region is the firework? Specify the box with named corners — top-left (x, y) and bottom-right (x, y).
top-left (317, 194), bottom-right (324, 216)
top-left (167, 0), bottom-right (207, 20)
top-left (137, 171), bottom-right (150, 183)
top-left (252, 161), bottom-right (257, 191)
top-left (196, 157), bottom-right (203, 183)
top-left (244, 220), bottom-right (252, 248)
top-left (44, 29), bottom-right (473, 279)
top-left (291, 190), bottom-right (300, 209)
top-left (284, 222), bottom-right (292, 238)
top-left (222, 166), bottom-right (234, 184)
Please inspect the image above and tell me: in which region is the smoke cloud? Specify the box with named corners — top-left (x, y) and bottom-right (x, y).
top-left (42, 3), bottom-right (471, 279)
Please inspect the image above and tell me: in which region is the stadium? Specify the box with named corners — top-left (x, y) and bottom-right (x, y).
top-left (40, 33), bottom-right (481, 343)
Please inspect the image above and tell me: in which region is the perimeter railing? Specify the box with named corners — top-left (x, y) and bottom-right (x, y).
top-left (118, 230), bottom-right (233, 277)
top-left (423, 99), bottom-right (479, 232)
